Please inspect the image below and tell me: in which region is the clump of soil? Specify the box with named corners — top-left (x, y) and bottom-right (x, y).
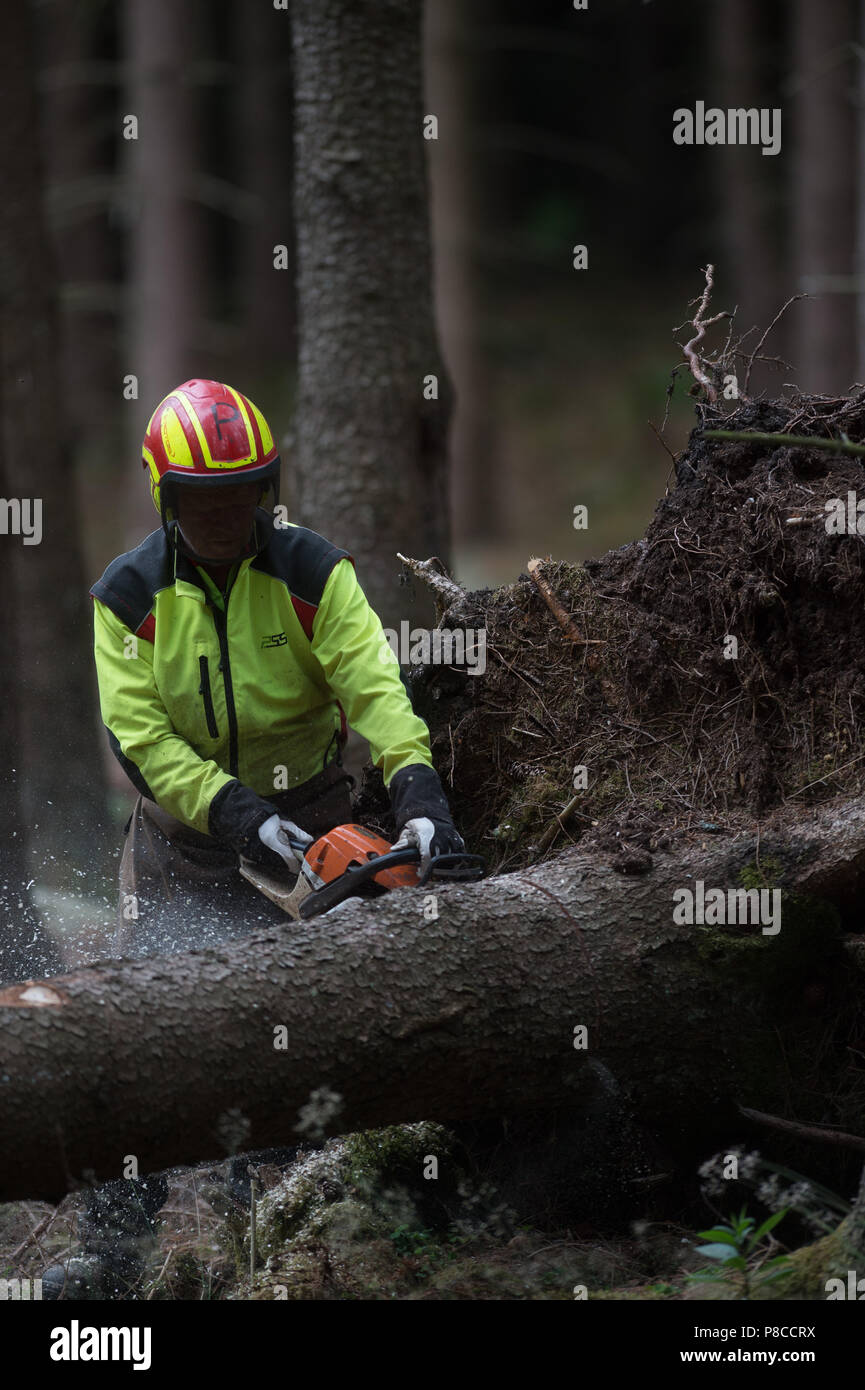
top-left (397, 389), bottom-right (865, 873)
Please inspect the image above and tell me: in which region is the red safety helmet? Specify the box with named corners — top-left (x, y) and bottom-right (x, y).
top-left (142, 379), bottom-right (281, 529)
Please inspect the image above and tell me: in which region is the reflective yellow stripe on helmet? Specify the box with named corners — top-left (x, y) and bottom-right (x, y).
top-left (247, 398), bottom-right (275, 457)
top-left (223, 383), bottom-right (260, 465)
top-left (173, 390), bottom-right (213, 467)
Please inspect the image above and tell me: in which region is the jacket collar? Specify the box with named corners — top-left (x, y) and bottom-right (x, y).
top-left (170, 508), bottom-right (274, 598)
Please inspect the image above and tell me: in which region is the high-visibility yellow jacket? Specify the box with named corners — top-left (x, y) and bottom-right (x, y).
top-left (90, 519), bottom-right (432, 836)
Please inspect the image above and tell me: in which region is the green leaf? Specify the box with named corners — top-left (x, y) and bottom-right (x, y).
top-left (696, 1227), bottom-right (739, 1246)
top-left (748, 1209), bottom-right (787, 1246)
top-left (696, 1243), bottom-right (741, 1262)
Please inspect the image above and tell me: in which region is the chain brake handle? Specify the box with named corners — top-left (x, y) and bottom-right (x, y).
top-left (417, 852), bottom-right (486, 886)
top-left (297, 846), bottom-right (485, 920)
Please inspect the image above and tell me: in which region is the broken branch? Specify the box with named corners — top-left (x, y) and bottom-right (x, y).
top-left (527, 557), bottom-right (601, 646)
top-left (738, 1105), bottom-right (865, 1156)
top-left (396, 553), bottom-right (467, 607)
top-left (679, 264), bottom-right (732, 403)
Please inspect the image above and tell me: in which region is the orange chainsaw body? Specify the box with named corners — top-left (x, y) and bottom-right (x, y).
top-left (301, 823), bottom-right (420, 892)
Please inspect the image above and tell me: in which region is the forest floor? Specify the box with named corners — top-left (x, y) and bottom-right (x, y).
top-left (0, 1125), bottom-right (812, 1302)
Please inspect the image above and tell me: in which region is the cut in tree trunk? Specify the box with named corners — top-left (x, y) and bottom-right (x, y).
top-left (1, 795), bottom-right (863, 1201)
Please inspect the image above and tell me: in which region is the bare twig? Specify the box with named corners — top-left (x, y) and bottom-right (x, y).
top-left (146, 1248), bottom-right (173, 1299)
top-left (679, 265), bottom-right (732, 402)
top-left (743, 294), bottom-right (806, 396)
top-left (9, 1208), bottom-right (56, 1264)
top-left (782, 749), bottom-right (865, 801)
top-left (249, 1165), bottom-right (258, 1281)
top-left (535, 792), bottom-right (593, 853)
top-left (647, 419), bottom-right (677, 463)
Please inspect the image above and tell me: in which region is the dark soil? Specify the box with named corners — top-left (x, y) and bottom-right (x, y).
top-left (377, 390), bottom-right (865, 876)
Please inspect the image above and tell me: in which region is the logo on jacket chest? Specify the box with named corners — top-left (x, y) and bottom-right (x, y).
top-left (261, 631), bottom-right (287, 648)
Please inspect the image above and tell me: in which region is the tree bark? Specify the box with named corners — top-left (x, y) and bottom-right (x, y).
top-left (1, 794), bottom-right (862, 1201)
top-left (291, 0), bottom-right (452, 629)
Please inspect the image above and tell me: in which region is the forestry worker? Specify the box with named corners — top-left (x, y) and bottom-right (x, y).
top-left (90, 378), bottom-right (464, 956)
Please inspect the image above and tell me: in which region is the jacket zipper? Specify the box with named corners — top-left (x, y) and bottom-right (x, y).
top-left (198, 656), bottom-right (219, 738)
top-left (212, 602), bottom-right (240, 778)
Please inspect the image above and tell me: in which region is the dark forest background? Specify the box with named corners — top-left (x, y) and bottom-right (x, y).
top-left (1, 0), bottom-right (861, 959)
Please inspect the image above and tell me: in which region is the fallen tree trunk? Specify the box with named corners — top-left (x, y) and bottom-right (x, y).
top-left (1, 795), bottom-right (863, 1201)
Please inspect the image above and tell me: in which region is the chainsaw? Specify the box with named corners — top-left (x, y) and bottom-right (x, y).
top-left (239, 822), bottom-right (484, 921)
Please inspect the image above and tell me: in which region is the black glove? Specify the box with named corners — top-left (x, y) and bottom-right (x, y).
top-left (388, 764), bottom-right (465, 867)
top-left (208, 780), bottom-right (283, 867)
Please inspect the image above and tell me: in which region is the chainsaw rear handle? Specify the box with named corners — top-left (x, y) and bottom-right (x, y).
top-left (298, 847), bottom-right (485, 920)
top-left (342, 846), bottom-right (485, 884)
top-left (415, 852), bottom-right (485, 886)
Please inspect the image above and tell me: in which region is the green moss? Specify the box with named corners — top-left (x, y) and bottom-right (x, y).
top-left (491, 773), bottom-right (565, 843)
top-left (342, 1122), bottom-right (453, 1189)
top-left (738, 856), bottom-right (782, 891)
top-left (753, 1209), bottom-right (865, 1300)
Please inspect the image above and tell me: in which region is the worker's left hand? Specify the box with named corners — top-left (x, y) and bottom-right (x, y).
top-left (258, 814), bottom-right (314, 873)
top-left (393, 816), bottom-right (465, 874)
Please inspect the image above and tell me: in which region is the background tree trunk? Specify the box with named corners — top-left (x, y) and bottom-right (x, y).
top-left (856, 0), bottom-right (865, 379)
top-left (0, 3), bottom-right (107, 891)
top-left (39, 0), bottom-right (120, 465)
top-left (713, 0), bottom-right (781, 393)
top-left (2, 797), bottom-right (862, 1201)
top-left (791, 0), bottom-right (857, 393)
top-left (122, 0), bottom-right (205, 550)
top-left (236, 1), bottom-right (295, 376)
top-left (291, 0), bottom-right (452, 629)
top-left (425, 0), bottom-right (497, 547)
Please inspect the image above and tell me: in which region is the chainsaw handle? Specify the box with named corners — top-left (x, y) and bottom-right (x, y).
top-left (417, 852), bottom-right (486, 886)
top-left (324, 846), bottom-right (485, 886)
top-left (297, 847), bottom-right (420, 919)
top-left (298, 847), bottom-right (486, 920)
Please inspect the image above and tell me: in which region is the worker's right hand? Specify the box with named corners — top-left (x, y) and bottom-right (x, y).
top-left (257, 814), bottom-right (313, 873)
